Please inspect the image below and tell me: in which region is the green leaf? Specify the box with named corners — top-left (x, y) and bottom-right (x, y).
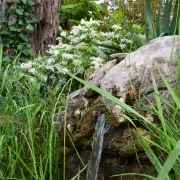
top-left (18, 20), bottom-right (23, 25)
top-left (9, 26), bottom-right (18, 31)
top-left (22, 49), bottom-right (29, 55)
top-left (61, 4), bottom-right (79, 11)
top-left (26, 24), bottom-right (34, 31)
top-left (19, 33), bottom-right (28, 42)
top-left (28, 0), bottom-right (35, 6)
top-left (156, 0), bottom-right (163, 37)
top-left (122, 21), bottom-right (143, 46)
top-left (0, 30), bottom-right (11, 35)
top-left (21, 0), bottom-right (27, 5)
top-left (162, 0), bottom-right (173, 34)
top-left (28, 17), bottom-right (39, 23)
top-left (17, 44), bottom-right (23, 50)
top-left (145, 0), bottom-right (156, 39)
top-left (169, 0), bottom-right (179, 35)
top-left (25, 18), bottom-right (30, 24)
top-left (24, 12), bottom-right (30, 16)
top-left (8, 21), bottom-right (16, 26)
top-left (27, 49), bottom-right (34, 56)
top-left (7, 0), bottom-right (20, 2)
top-left (16, 9), bottom-right (24, 15)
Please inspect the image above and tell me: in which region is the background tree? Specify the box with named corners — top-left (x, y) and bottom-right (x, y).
top-left (0, 0), bottom-right (62, 59)
top-left (27, 0), bottom-right (62, 54)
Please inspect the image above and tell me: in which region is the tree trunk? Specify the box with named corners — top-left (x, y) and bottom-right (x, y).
top-left (27, 0), bottom-right (62, 54)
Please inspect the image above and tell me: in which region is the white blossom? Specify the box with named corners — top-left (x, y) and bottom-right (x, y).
top-left (21, 62), bottom-right (33, 69)
top-left (70, 25), bottom-right (83, 35)
top-left (55, 64), bottom-right (69, 74)
top-left (70, 37), bottom-right (80, 44)
top-left (80, 34), bottom-right (87, 40)
top-left (73, 59), bottom-right (82, 66)
top-left (94, 0), bottom-right (108, 4)
top-left (91, 30), bottom-right (97, 37)
top-left (119, 43), bottom-right (126, 49)
top-left (29, 77), bottom-right (37, 83)
top-left (48, 49), bottom-right (59, 56)
top-left (81, 18), bottom-right (100, 26)
top-left (62, 53), bottom-right (74, 60)
top-left (47, 58), bottom-right (55, 64)
top-left (139, 34), bottom-right (146, 41)
top-left (95, 47), bottom-right (106, 58)
top-left (112, 24), bottom-right (122, 30)
top-left (90, 56), bottom-right (104, 69)
top-left (102, 39), bottom-right (113, 45)
top-left (61, 60), bottom-right (68, 65)
top-left (60, 31), bottom-right (67, 37)
top-left (28, 68), bottom-right (36, 75)
top-left (101, 32), bottom-right (114, 38)
top-left (44, 65), bottom-right (54, 71)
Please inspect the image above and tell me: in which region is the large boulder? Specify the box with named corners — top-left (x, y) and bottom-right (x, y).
top-left (58, 36), bottom-right (179, 179)
top-left (59, 35), bottom-right (178, 145)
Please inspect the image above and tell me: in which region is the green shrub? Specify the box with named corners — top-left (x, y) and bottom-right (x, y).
top-left (146, 0), bottom-right (179, 41)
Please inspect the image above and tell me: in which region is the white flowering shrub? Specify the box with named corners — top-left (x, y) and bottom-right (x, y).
top-left (19, 18), bottom-right (145, 90)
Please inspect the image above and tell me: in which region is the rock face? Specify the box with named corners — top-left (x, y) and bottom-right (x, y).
top-left (59, 36), bottom-right (179, 179)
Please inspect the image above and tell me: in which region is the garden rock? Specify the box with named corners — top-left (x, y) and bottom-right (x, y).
top-left (58, 36), bottom-right (179, 179)
top-left (64, 149), bottom-right (153, 180)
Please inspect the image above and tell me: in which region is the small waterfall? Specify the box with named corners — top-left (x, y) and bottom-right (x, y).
top-left (86, 113), bottom-right (109, 180)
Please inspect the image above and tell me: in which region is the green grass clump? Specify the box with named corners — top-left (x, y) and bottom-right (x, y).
top-left (0, 45), bottom-right (65, 179)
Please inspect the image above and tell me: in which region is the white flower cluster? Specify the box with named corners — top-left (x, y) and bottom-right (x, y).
top-left (81, 18), bottom-right (100, 27)
top-left (19, 18), bottom-right (144, 84)
top-left (94, 0), bottom-right (118, 11)
top-left (19, 56), bottom-right (70, 83)
top-left (58, 18), bottom-right (143, 55)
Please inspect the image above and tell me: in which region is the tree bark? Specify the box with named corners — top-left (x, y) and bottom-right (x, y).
top-left (27, 0), bottom-right (62, 54)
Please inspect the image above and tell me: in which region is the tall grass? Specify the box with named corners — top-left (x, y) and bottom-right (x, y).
top-left (0, 54), bottom-right (65, 179)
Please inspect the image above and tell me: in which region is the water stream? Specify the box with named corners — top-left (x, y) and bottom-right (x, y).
top-left (86, 113), bottom-right (109, 180)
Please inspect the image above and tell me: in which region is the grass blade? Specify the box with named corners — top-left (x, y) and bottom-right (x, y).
top-left (157, 141), bottom-right (180, 180)
top-left (122, 21), bottom-right (143, 46)
top-left (158, 70), bottom-right (180, 109)
top-left (136, 133), bottom-right (162, 172)
top-left (146, 0), bottom-right (156, 39)
top-left (169, 0), bottom-right (179, 35)
top-left (112, 173), bottom-right (156, 179)
top-left (151, 73), bottom-right (170, 149)
top-left (162, 0), bottom-right (173, 34)
top-left (9, 147), bottom-right (37, 179)
top-left (71, 165), bottom-right (88, 180)
top-left (156, 0), bottom-right (163, 36)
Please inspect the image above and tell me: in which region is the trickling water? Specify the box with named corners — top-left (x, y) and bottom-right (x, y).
top-left (86, 113), bottom-right (109, 180)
